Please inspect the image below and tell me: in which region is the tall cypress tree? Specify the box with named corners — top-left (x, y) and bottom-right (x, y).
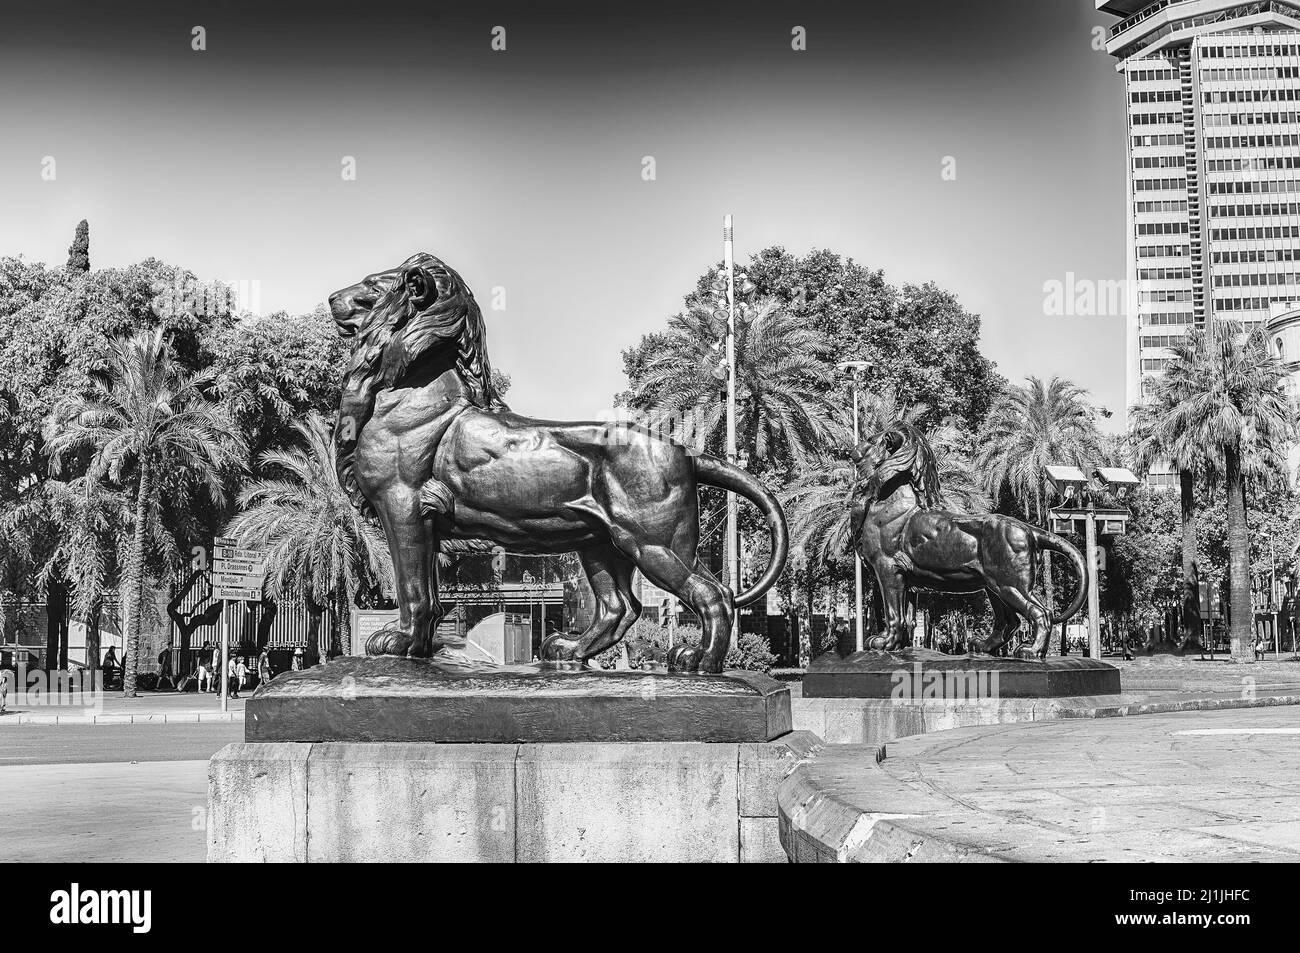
top-left (67, 219), bottom-right (90, 272)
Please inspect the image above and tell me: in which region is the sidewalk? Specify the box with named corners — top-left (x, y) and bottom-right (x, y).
top-left (0, 690), bottom-right (246, 726)
top-left (780, 705), bottom-right (1300, 862)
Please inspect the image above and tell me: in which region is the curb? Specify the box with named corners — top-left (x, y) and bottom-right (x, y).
top-left (0, 711), bottom-right (243, 726)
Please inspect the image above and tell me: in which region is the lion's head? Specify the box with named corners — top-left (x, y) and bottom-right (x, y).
top-left (851, 423), bottom-right (942, 510)
top-left (329, 252), bottom-right (505, 508)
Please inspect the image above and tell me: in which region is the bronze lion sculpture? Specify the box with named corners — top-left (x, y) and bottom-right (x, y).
top-left (328, 253), bottom-right (788, 674)
top-left (850, 423), bottom-right (1086, 659)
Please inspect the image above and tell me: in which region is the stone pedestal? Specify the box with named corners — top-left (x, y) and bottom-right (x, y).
top-left (246, 656), bottom-right (791, 744)
top-left (802, 647), bottom-right (1121, 699)
top-left (207, 732), bottom-right (821, 863)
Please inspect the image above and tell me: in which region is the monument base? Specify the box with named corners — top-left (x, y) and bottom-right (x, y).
top-left (802, 647), bottom-right (1121, 699)
top-left (207, 733), bottom-right (821, 863)
top-left (245, 655), bottom-right (791, 744)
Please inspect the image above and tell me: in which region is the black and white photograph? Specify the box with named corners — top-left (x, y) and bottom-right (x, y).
top-left (0, 0), bottom-right (1296, 922)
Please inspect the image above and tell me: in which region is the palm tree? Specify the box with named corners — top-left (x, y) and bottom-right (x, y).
top-left (224, 412), bottom-right (392, 657)
top-left (1155, 324), bottom-right (1293, 662)
top-left (976, 376), bottom-right (1102, 649)
top-left (37, 475), bottom-right (127, 669)
top-left (1129, 391), bottom-right (1205, 650)
top-left (627, 297), bottom-right (841, 472)
top-left (783, 396), bottom-right (987, 648)
top-left (46, 328), bottom-right (241, 696)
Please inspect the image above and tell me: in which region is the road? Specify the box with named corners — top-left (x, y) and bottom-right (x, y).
top-left (0, 724), bottom-right (241, 862)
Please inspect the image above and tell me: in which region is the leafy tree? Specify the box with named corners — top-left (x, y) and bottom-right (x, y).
top-left (67, 221), bottom-right (90, 273)
top-left (206, 307), bottom-right (349, 464)
top-left (722, 247), bottom-right (1003, 433)
top-left (46, 329), bottom-right (242, 695)
top-left (1157, 325), bottom-right (1294, 661)
top-left (223, 413), bottom-right (393, 658)
top-left (1129, 389), bottom-right (1207, 648)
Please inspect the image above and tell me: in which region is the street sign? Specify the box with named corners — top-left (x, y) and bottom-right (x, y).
top-left (214, 545), bottom-right (267, 562)
top-left (212, 572), bottom-right (265, 590)
top-left (214, 536), bottom-right (238, 547)
top-left (213, 557), bottom-right (267, 575)
top-left (214, 585), bottom-right (261, 602)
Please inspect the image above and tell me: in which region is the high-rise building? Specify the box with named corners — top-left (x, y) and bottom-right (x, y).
top-left (1100, 1), bottom-right (1300, 482)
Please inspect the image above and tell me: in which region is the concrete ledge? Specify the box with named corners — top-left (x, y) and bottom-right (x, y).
top-left (208, 731), bottom-right (820, 863)
top-left (0, 711), bottom-right (243, 726)
top-left (792, 690), bottom-right (1300, 745)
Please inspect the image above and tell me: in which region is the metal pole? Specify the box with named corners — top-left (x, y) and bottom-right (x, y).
top-left (723, 215), bottom-right (739, 633)
top-left (852, 382), bottom-right (864, 652)
top-left (220, 601), bottom-right (228, 714)
top-left (1086, 505), bottom-right (1101, 659)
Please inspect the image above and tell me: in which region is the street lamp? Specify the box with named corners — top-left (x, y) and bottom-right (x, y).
top-left (719, 216), bottom-right (741, 637)
top-left (1046, 464), bottom-right (1138, 659)
top-left (838, 360), bottom-right (870, 651)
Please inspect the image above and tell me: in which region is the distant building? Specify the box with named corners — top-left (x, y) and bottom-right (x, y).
top-left (1099, 1), bottom-right (1300, 482)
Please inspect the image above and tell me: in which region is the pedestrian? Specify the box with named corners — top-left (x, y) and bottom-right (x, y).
top-left (236, 656), bottom-right (249, 693)
top-left (0, 667), bottom-right (12, 713)
top-left (196, 658), bottom-right (210, 693)
top-left (257, 650), bottom-right (271, 686)
top-left (227, 656), bottom-right (240, 698)
top-left (1255, 633), bottom-right (1265, 661)
top-left (292, 648), bottom-right (304, 672)
top-left (211, 644), bottom-right (221, 693)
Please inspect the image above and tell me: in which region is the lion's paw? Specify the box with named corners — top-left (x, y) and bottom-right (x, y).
top-left (667, 644), bottom-right (702, 673)
top-left (366, 624), bottom-right (413, 657)
top-left (1013, 645), bottom-right (1043, 661)
top-left (540, 633), bottom-right (583, 670)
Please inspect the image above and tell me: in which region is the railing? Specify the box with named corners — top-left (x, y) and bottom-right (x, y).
top-left (1111, 0), bottom-right (1300, 40)
top-left (1111, 0), bottom-right (1177, 39)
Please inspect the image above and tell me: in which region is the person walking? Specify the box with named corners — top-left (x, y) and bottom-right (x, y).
top-left (226, 656), bottom-right (240, 699)
top-left (196, 657), bottom-right (210, 693)
top-left (257, 650), bottom-right (271, 687)
top-left (211, 643), bottom-right (221, 693)
top-left (235, 656), bottom-right (250, 694)
top-left (1255, 633), bottom-right (1265, 662)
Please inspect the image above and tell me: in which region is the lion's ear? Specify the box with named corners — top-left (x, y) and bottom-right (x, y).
top-left (403, 266), bottom-right (439, 310)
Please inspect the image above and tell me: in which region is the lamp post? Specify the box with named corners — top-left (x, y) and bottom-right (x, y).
top-left (1046, 465), bottom-right (1138, 659)
top-left (838, 360), bottom-right (870, 651)
top-left (722, 216), bottom-right (740, 637)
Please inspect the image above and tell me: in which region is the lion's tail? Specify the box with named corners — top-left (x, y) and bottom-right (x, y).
top-left (693, 454), bottom-right (789, 608)
top-left (1031, 527), bottom-right (1088, 625)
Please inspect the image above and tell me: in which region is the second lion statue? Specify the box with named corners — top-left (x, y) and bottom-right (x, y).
top-left (328, 252), bottom-right (788, 674)
top-left (851, 423), bottom-right (1087, 659)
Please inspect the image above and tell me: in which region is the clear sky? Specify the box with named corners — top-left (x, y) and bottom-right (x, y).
top-left (0, 0), bottom-right (1130, 427)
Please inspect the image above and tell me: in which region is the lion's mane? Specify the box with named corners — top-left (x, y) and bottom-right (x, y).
top-left (333, 252), bottom-right (506, 510)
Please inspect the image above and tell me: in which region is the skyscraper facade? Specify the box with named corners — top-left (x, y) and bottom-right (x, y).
top-left (1101, 1), bottom-right (1300, 482)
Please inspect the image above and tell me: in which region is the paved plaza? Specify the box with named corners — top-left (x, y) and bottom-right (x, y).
top-left (781, 705), bottom-right (1300, 862)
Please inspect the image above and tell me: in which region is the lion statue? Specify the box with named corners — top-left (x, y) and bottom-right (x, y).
top-left (850, 423), bottom-right (1086, 659)
top-left (328, 252), bottom-right (788, 674)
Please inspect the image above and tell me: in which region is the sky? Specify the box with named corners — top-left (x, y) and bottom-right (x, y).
top-left (0, 0), bottom-right (1130, 426)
